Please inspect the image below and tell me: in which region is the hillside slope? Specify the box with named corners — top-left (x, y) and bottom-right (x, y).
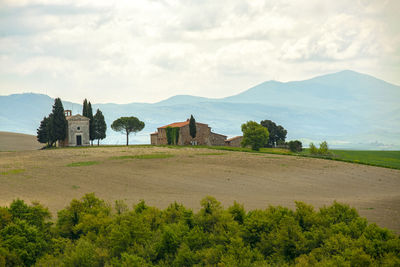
top-left (0, 131), bottom-right (42, 151)
top-left (1, 70), bottom-right (399, 149)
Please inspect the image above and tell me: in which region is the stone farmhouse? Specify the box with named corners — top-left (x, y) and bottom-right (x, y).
top-left (60, 110), bottom-right (90, 147)
top-left (150, 119), bottom-right (227, 146)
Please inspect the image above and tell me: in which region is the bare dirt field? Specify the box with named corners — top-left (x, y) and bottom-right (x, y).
top-left (0, 146), bottom-right (399, 232)
top-left (0, 131), bottom-right (42, 151)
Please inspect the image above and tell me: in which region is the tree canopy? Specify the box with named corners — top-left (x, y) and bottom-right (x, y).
top-left (260, 120), bottom-right (287, 147)
top-left (1, 194), bottom-right (399, 266)
top-left (111, 116), bottom-right (145, 146)
top-left (93, 109), bottom-right (107, 146)
top-left (241, 121), bottom-right (269, 151)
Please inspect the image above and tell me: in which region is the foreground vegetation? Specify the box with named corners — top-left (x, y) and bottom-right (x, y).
top-left (0, 194), bottom-right (399, 266)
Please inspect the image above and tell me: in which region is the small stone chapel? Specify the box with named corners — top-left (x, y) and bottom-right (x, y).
top-left (62, 110), bottom-right (90, 147)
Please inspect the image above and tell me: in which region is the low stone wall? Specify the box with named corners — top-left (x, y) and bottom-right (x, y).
top-left (150, 133), bottom-right (158, 145)
top-left (209, 132), bottom-right (227, 146)
top-left (226, 136), bottom-right (243, 147)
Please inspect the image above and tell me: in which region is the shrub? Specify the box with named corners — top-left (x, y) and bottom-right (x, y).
top-left (319, 141), bottom-right (329, 155)
top-left (309, 141), bottom-right (331, 156)
top-left (288, 140), bottom-right (302, 152)
top-left (309, 142), bottom-right (318, 154)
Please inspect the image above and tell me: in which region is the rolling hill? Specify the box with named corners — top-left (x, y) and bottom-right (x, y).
top-left (0, 70), bottom-right (399, 149)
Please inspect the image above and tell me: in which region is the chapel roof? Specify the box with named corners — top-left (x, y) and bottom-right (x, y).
top-left (66, 114), bottom-right (90, 121)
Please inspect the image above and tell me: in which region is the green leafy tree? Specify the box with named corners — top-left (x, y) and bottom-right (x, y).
top-left (50, 98), bottom-right (67, 146)
top-left (37, 116), bottom-right (50, 145)
top-left (241, 121), bottom-right (269, 151)
top-left (111, 116), bottom-right (145, 146)
top-left (260, 120), bottom-right (287, 147)
top-left (62, 238), bottom-right (103, 267)
top-left (319, 141), bottom-right (329, 155)
top-left (309, 142), bottom-right (318, 154)
top-left (189, 115), bottom-right (196, 139)
top-left (93, 109), bottom-right (107, 146)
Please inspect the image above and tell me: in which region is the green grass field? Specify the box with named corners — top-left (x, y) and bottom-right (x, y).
top-left (199, 145), bottom-right (400, 170)
top-left (325, 150), bottom-right (400, 169)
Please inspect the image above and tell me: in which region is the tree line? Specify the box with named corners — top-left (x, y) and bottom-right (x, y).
top-left (82, 99), bottom-right (107, 146)
top-left (241, 120), bottom-right (303, 152)
top-left (0, 194), bottom-right (399, 266)
top-left (37, 98), bottom-right (107, 147)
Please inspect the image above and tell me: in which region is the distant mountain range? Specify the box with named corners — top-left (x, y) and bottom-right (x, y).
top-left (1, 70), bottom-right (399, 149)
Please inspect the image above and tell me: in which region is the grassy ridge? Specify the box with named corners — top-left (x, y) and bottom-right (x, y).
top-left (39, 144), bottom-right (400, 170)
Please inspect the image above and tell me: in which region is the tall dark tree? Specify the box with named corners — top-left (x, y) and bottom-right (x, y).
top-left (36, 116), bottom-right (50, 145)
top-left (82, 99), bottom-right (88, 117)
top-left (260, 120), bottom-right (287, 147)
top-left (189, 115), bottom-right (196, 139)
top-left (50, 98), bottom-right (67, 146)
top-left (93, 109), bottom-right (107, 146)
top-left (111, 116), bottom-right (145, 146)
top-left (88, 102), bottom-right (94, 145)
top-left (47, 113), bottom-right (56, 146)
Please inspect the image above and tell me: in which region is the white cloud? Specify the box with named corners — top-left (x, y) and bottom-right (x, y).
top-left (0, 0), bottom-right (399, 103)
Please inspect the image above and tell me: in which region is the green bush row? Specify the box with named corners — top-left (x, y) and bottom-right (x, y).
top-left (0, 194), bottom-right (399, 266)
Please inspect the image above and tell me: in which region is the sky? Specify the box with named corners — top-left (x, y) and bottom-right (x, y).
top-left (0, 0), bottom-right (399, 104)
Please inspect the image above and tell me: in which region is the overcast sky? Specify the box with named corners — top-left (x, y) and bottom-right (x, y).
top-left (0, 0), bottom-right (399, 104)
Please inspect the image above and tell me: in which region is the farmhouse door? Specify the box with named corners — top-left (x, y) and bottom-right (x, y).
top-left (76, 135), bottom-right (82, 146)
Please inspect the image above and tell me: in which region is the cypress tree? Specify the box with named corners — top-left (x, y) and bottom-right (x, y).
top-left (82, 99), bottom-right (88, 117)
top-left (47, 113), bottom-right (56, 146)
top-left (50, 98), bottom-right (67, 146)
top-left (37, 116), bottom-right (49, 145)
top-left (88, 102), bottom-right (94, 145)
top-left (189, 115), bottom-right (196, 139)
top-left (93, 109), bottom-right (107, 146)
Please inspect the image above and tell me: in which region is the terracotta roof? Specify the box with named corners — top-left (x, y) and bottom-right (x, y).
top-left (66, 114), bottom-right (89, 121)
top-left (226, 136), bottom-right (242, 142)
top-left (158, 121), bottom-right (190, 129)
top-left (158, 120), bottom-right (209, 129)
top-left (210, 132), bottom-right (227, 138)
